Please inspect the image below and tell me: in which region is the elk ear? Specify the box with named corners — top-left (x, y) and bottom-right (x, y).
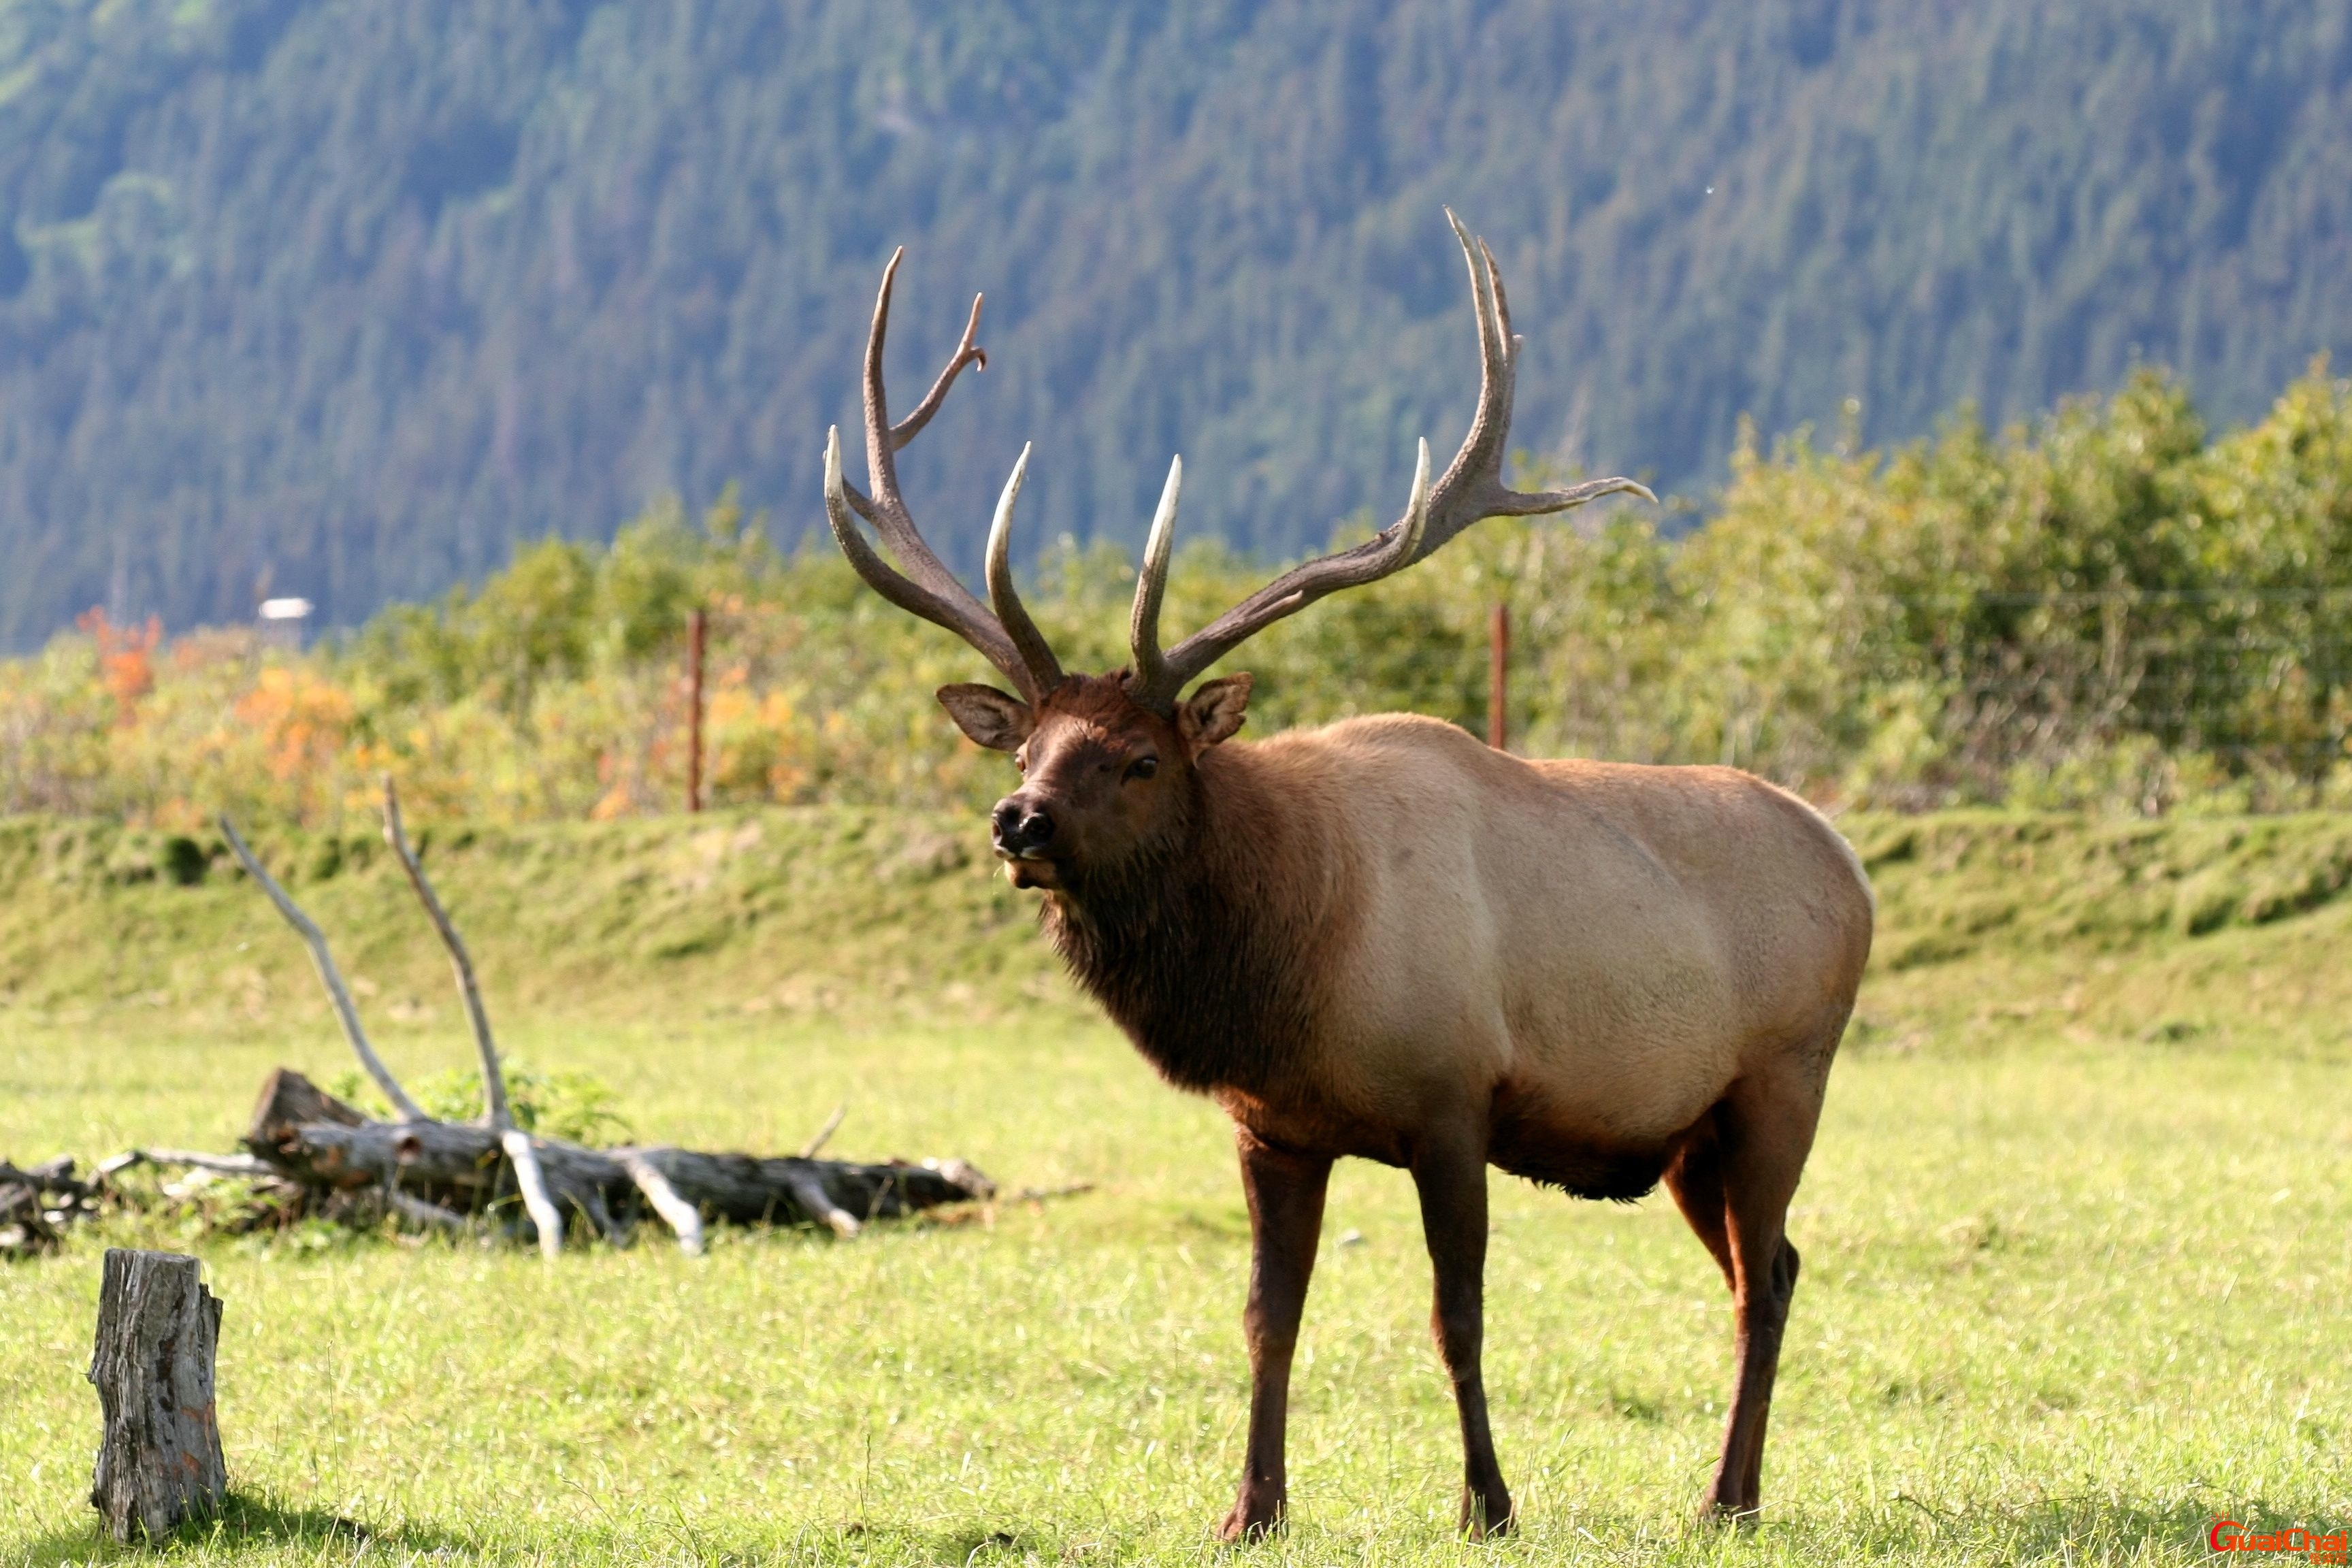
top-left (936, 683), bottom-right (1034, 752)
top-left (1177, 673), bottom-right (1252, 753)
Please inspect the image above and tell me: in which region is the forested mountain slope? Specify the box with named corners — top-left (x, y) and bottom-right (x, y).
top-left (1, 0), bottom-right (2347, 647)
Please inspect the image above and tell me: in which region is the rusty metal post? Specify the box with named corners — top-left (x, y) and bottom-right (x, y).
top-left (1486, 602), bottom-right (1510, 751)
top-left (686, 608), bottom-right (707, 814)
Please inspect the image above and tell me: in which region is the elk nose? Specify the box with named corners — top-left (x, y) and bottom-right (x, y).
top-left (991, 798), bottom-right (1056, 856)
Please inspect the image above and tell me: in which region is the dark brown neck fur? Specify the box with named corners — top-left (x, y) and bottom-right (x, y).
top-left (1039, 745), bottom-right (1340, 1094)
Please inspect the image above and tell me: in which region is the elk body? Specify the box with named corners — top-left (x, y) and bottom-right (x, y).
top-left (823, 214), bottom-right (1874, 1538)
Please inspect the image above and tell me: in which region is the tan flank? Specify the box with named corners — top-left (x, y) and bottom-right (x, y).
top-left (823, 214), bottom-right (1874, 1540)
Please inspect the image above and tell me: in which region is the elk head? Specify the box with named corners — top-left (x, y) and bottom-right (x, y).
top-left (823, 213), bottom-right (1654, 894)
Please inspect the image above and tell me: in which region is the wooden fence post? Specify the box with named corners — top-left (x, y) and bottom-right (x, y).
top-left (686, 606), bottom-right (708, 814)
top-left (88, 1250), bottom-right (227, 1542)
top-left (1487, 602), bottom-right (1511, 752)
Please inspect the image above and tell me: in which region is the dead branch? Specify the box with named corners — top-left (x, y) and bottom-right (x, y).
top-left (381, 779), bottom-right (512, 1131)
top-left (103, 1150), bottom-right (275, 1179)
top-left (500, 1129), bottom-right (566, 1258)
top-left (619, 1152), bottom-right (704, 1256)
top-left (785, 1167), bottom-right (862, 1238)
top-left (219, 815), bottom-right (427, 1123)
top-left (384, 1190), bottom-right (468, 1231)
top-left (1010, 1181), bottom-right (1096, 1204)
top-left (382, 781), bottom-right (616, 1256)
top-left (799, 1102), bottom-right (848, 1159)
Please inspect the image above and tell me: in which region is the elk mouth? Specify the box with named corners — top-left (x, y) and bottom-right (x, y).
top-left (1001, 850), bottom-right (1064, 891)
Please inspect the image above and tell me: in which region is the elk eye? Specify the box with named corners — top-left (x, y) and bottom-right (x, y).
top-left (1125, 756), bottom-right (1158, 782)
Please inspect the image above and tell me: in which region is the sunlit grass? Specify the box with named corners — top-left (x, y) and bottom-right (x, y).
top-left (3, 810), bottom-right (2349, 1562)
top-left (3, 1004), bottom-right (2346, 1565)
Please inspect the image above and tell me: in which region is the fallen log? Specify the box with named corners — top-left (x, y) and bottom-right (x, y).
top-left (8, 1087), bottom-right (1000, 1258)
top-left (242, 1067), bottom-right (994, 1244)
top-left (622, 1145), bottom-right (993, 1235)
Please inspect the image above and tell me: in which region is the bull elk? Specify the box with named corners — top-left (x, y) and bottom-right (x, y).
top-left (822, 214), bottom-right (1874, 1538)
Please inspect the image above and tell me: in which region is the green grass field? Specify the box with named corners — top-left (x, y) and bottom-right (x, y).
top-left (2, 810), bottom-right (2347, 1565)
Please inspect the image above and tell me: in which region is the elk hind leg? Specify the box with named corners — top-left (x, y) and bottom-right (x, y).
top-left (1661, 1119), bottom-right (1735, 1293)
top-left (1699, 1072), bottom-right (1823, 1526)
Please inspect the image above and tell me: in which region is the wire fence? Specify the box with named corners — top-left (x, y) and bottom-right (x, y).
top-left (1498, 585), bottom-right (2352, 811)
top-left (14, 576), bottom-right (2352, 826)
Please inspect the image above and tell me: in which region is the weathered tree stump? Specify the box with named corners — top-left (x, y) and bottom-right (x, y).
top-left (87, 1250), bottom-right (228, 1543)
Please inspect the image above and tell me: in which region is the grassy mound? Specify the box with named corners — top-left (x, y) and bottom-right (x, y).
top-left (0, 808), bottom-right (1065, 1038)
top-left (6, 804), bottom-right (2351, 1053)
top-left (1850, 811), bottom-right (2352, 1059)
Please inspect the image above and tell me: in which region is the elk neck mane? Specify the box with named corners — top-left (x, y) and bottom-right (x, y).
top-left (1037, 741), bottom-right (1345, 1096)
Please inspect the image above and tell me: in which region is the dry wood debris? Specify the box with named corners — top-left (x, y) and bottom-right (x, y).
top-left (0, 1158), bottom-right (103, 1257)
top-left (3, 783), bottom-right (996, 1259)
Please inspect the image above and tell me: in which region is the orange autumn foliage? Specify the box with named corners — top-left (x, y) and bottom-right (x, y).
top-left (76, 609), bottom-right (161, 724)
top-left (233, 667), bottom-right (358, 783)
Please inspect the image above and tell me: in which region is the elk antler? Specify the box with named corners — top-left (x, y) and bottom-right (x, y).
top-left (1125, 210), bottom-right (1656, 714)
top-left (823, 249), bottom-right (1066, 704)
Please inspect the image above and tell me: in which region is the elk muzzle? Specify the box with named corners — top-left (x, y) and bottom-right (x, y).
top-left (991, 796), bottom-right (1058, 859)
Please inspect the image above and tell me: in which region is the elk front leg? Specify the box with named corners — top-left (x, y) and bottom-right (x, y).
top-left (1220, 1128), bottom-right (1332, 1543)
top-left (1413, 1131), bottom-right (1514, 1537)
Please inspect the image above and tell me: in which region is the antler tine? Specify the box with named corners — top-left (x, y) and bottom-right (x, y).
top-left (825, 249), bottom-right (1066, 704)
top-left (1480, 233), bottom-right (1513, 342)
top-left (1127, 456), bottom-right (1183, 706)
top-left (1136, 213), bottom-right (1650, 709)
top-left (824, 426), bottom-right (1035, 698)
top-left (852, 249), bottom-right (982, 610)
top-left (892, 291), bottom-right (987, 450)
top-left (1460, 227), bottom-right (1657, 517)
top-left (1132, 440), bottom-right (1431, 712)
top-left (1431, 212), bottom-right (1516, 512)
top-left (1446, 222), bottom-right (1658, 517)
top-left (1396, 434), bottom-right (1433, 559)
top-left (984, 444), bottom-right (1065, 693)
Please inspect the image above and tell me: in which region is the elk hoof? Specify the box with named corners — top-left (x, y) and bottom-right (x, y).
top-left (1695, 1498), bottom-right (1761, 1531)
top-left (1460, 1490), bottom-right (1517, 1539)
top-left (1218, 1490), bottom-right (1284, 1543)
